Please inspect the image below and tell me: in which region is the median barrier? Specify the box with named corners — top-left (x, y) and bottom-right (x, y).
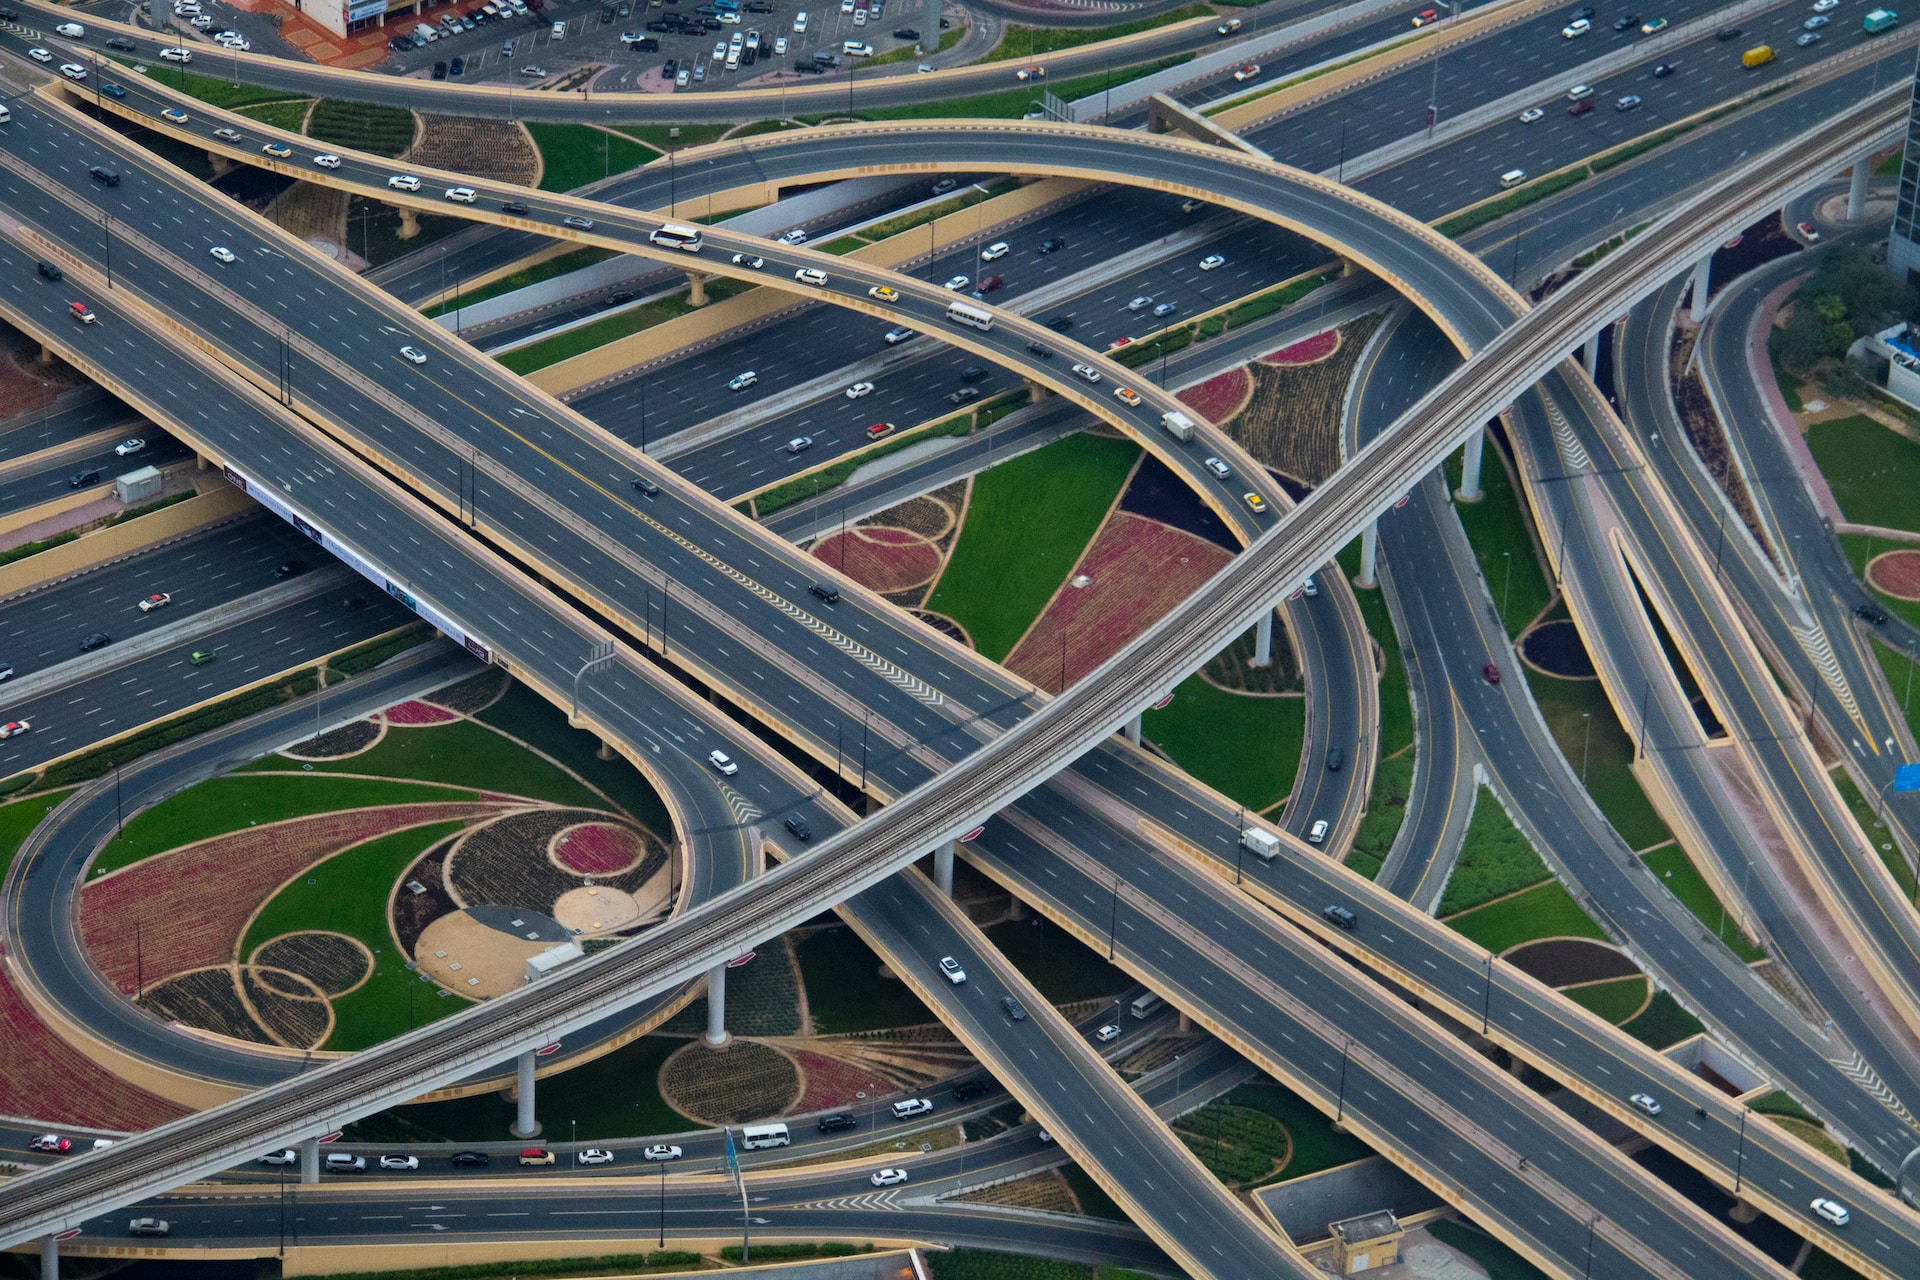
top-left (0, 482), bottom-right (251, 603)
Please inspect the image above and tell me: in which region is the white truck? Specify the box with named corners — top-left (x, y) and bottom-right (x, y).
top-left (1161, 410), bottom-right (1196, 442)
top-left (1241, 827), bottom-right (1280, 861)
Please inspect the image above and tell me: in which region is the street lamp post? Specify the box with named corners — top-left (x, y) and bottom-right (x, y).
top-left (1500, 550), bottom-right (1512, 631)
top-left (1580, 712), bottom-right (1592, 784)
top-left (1107, 875), bottom-right (1120, 961)
top-left (1334, 1039), bottom-right (1351, 1123)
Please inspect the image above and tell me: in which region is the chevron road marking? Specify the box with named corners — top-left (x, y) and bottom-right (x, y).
top-left (1829, 1051), bottom-right (1917, 1128)
top-left (721, 785), bottom-right (765, 825)
top-left (1791, 620), bottom-right (1866, 732)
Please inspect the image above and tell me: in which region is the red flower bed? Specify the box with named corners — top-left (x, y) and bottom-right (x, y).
top-left (790, 1047), bottom-right (888, 1114)
top-left (811, 526), bottom-right (942, 595)
top-left (1007, 513), bottom-right (1232, 689)
top-left (551, 822), bottom-right (646, 875)
top-left (78, 803), bottom-right (502, 990)
top-left (1261, 330), bottom-right (1339, 366)
top-left (0, 960), bottom-right (188, 1130)
top-left (384, 700), bottom-right (457, 726)
top-left (1867, 550), bottom-right (1920, 601)
top-left (1176, 367), bottom-right (1251, 423)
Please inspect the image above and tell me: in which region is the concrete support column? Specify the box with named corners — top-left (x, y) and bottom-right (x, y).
top-left (1176, 1011), bottom-right (1191, 1034)
top-left (686, 272), bottom-right (708, 307)
top-left (1728, 1199), bottom-right (1760, 1224)
top-left (1582, 331), bottom-right (1600, 379)
top-left (196, 453), bottom-right (211, 471)
top-left (36, 342), bottom-right (53, 365)
top-left (1007, 893), bottom-right (1026, 921)
top-left (396, 207), bottom-right (420, 241)
top-left (1687, 251), bottom-right (1712, 323)
top-left (299, 1137), bottom-right (320, 1185)
top-left (207, 153), bottom-right (230, 176)
top-left (1456, 428), bottom-right (1485, 502)
top-left (1125, 712), bottom-right (1142, 744)
top-left (1024, 376), bottom-right (1049, 401)
top-left (933, 840), bottom-right (955, 896)
top-left (511, 1049), bottom-right (539, 1137)
top-left (1848, 154), bottom-right (1872, 221)
top-left (704, 964), bottom-right (729, 1047)
top-left (1251, 610), bottom-right (1274, 668)
top-left (1356, 521), bottom-right (1379, 589)
top-left (595, 738), bottom-right (615, 761)
top-left (40, 1234), bottom-right (56, 1280)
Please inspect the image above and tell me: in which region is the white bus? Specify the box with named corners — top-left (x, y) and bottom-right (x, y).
top-left (740, 1123), bottom-right (791, 1150)
top-left (649, 223), bottom-right (704, 253)
top-left (945, 300), bottom-right (993, 332)
top-left (1128, 992), bottom-right (1163, 1019)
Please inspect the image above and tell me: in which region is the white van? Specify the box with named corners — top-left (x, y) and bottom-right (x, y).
top-left (0, 106), bottom-right (11, 125)
top-left (323, 1152), bottom-right (366, 1172)
top-left (1499, 169), bottom-right (1527, 189)
top-left (740, 1123), bottom-right (790, 1150)
top-left (843, 39), bottom-right (873, 55)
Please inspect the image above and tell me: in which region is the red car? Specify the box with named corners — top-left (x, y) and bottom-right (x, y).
top-left (1482, 663), bottom-right (1502, 685)
top-left (1568, 99), bottom-right (1595, 117)
top-left (68, 300), bottom-right (96, 324)
top-left (1412, 7), bottom-right (1440, 24)
top-left (865, 422), bottom-right (895, 440)
top-left (1796, 221), bottom-right (1821, 242)
top-left (29, 1134), bottom-right (70, 1153)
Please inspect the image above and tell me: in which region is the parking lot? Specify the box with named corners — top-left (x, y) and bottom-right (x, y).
top-left (379, 0), bottom-right (946, 92)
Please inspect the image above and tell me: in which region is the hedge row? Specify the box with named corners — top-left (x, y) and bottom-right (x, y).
top-left (41, 668), bottom-right (319, 788)
top-left (314, 1251), bottom-right (702, 1280)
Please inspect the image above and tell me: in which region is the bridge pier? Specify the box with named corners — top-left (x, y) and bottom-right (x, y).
top-left (933, 839), bottom-right (955, 895)
top-left (40, 1233), bottom-right (57, 1280)
top-left (397, 207), bottom-right (420, 241)
top-left (36, 342), bottom-right (54, 365)
top-left (1581, 332), bottom-right (1600, 379)
top-left (1847, 154), bottom-right (1872, 221)
top-left (1251, 610), bottom-right (1274, 668)
top-left (1125, 711), bottom-right (1142, 744)
top-left (1687, 251), bottom-right (1712, 323)
top-left (1728, 1199), bottom-right (1760, 1224)
top-left (686, 272), bottom-right (709, 307)
top-left (1356, 521), bottom-right (1379, 589)
top-left (1456, 429), bottom-right (1485, 503)
top-left (1023, 376), bottom-right (1049, 402)
top-left (596, 737), bottom-right (615, 761)
top-left (299, 1137), bottom-right (319, 1185)
top-left (704, 963), bottom-right (730, 1046)
top-left (511, 1049), bottom-right (540, 1137)
top-left (207, 152), bottom-right (231, 177)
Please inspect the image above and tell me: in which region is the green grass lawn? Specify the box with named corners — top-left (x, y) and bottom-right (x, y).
top-left (614, 123), bottom-right (732, 152)
top-left (1344, 749), bottom-right (1413, 881)
top-left (498, 278), bottom-right (752, 374)
top-left (984, 917), bottom-right (1129, 1004)
top-left (1057, 1164), bottom-right (1130, 1223)
top-left (1828, 765), bottom-right (1918, 900)
top-left (98, 775), bottom-right (475, 875)
top-left (0, 790), bottom-right (70, 886)
top-left (306, 99), bottom-right (415, 158)
top-left (1427, 1220), bottom-right (1549, 1280)
top-left (243, 821), bottom-right (467, 1051)
top-left (1619, 989), bottom-right (1704, 1050)
top-left (1770, 348), bottom-right (1805, 412)
top-left (355, 1032), bottom-right (694, 1142)
top-left (1449, 447), bottom-right (1553, 638)
top-left (1805, 415), bottom-right (1920, 533)
top-left (1640, 845), bottom-right (1766, 962)
top-left (848, 61), bottom-right (1186, 123)
top-left (524, 122), bottom-right (658, 192)
top-left (477, 683), bottom-right (672, 835)
top-left (926, 433), bottom-right (1139, 661)
top-left (1437, 788), bottom-right (1548, 915)
top-left (1142, 677), bottom-right (1304, 815)
top-left (1561, 975), bottom-right (1648, 1024)
top-left (1445, 880), bottom-right (1607, 954)
top-left (1215, 1081), bottom-right (1369, 1179)
top-left (1338, 539), bottom-right (1413, 757)
top-left (1523, 668), bottom-right (1672, 850)
top-left (792, 925), bottom-right (932, 1033)
top-left (129, 61), bottom-right (305, 110)
top-left (291, 720), bottom-right (605, 808)
top-left (987, 6), bottom-right (1210, 60)
top-left (928, 1251), bottom-right (1094, 1280)
top-left (422, 246), bottom-right (618, 319)
top-left (233, 99), bottom-right (312, 131)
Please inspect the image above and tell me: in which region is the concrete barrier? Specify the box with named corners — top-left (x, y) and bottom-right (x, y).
top-left (0, 483), bottom-right (253, 603)
top-left (525, 177), bottom-right (1089, 397)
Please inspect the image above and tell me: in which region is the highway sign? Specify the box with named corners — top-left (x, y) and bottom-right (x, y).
top-left (536, 1042), bottom-right (562, 1057)
top-left (1896, 762), bottom-right (1920, 792)
top-left (54, 1229), bottom-right (80, 1241)
top-left (960, 826), bottom-right (985, 842)
top-left (727, 952), bottom-right (756, 968)
top-left (318, 1131), bottom-right (342, 1143)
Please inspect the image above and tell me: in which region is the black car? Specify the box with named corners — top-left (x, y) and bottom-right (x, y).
top-left (0, 9), bottom-right (20, 19)
top-left (1044, 315), bottom-right (1074, 332)
top-left (1326, 747), bottom-right (1344, 772)
top-left (1856, 603), bottom-right (1890, 625)
top-left (449, 56), bottom-right (465, 75)
top-left (501, 201), bottom-right (530, 215)
top-left (784, 815), bottom-right (813, 841)
top-left (1571, 5), bottom-right (1594, 18)
top-left (607, 291), bottom-right (636, 305)
top-left (1651, 61), bottom-right (1676, 76)
top-left (69, 468), bottom-right (101, 488)
top-left (1037, 237), bottom-right (1065, 254)
top-left (795, 61), bottom-right (824, 73)
top-left (1026, 342), bottom-right (1052, 359)
top-left (79, 632), bottom-right (111, 653)
top-left (432, 61), bottom-right (447, 80)
top-left (952, 1078), bottom-right (1001, 1102)
top-left (106, 37), bottom-right (137, 51)
top-left (36, 261), bottom-right (62, 281)
top-left (892, 26), bottom-right (918, 38)
top-left (817, 1112), bottom-right (858, 1133)
top-left (1714, 25), bottom-right (1742, 40)
top-left (1611, 13), bottom-right (1637, 30)
top-left (101, 81), bottom-right (127, 98)
top-left (662, 58), bottom-right (678, 75)
top-left (449, 1150), bottom-right (491, 1167)
top-left (959, 365), bottom-right (988, 384)
top-left (274, 561), bottom-right (304, 579)
top-left (343, 596), bottom-right (371, 612)
top-left (1000, 996), bottom-right (1027, 1022)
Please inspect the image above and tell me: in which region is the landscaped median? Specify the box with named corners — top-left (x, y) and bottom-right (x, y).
top-left (736, 397), bottom-right (1010, 519)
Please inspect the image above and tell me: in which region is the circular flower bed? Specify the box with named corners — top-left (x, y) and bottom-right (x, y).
top-left (1866, 549), bottom-right (1920, 601)
top-left (549, 822), bottom-right (647, 876)
top-left (811, 526), bottom-right (942, 594)
top-left (1260, 330), bottom-right (1339, 366)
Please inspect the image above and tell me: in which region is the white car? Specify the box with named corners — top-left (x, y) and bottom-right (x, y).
top-left (707, 749), bottom-right (738, 775)
top-left (26, 48), bottom-right (51, 63)
top-left (58, 64), bottom-right (88, 82)
top-left (845, 381), bottom-right (874, 399)
top-left (1519, 107), bottom-right (1545, 123)
top-left (1803, 14), bottom-right (1829, 28)
top-left (794, 267), bottom-right (829, 286)
top-left (884, 328), bottom-right (915, 345)
top-left (1562, 17), bottom-right (1591, 36)
top-left (1094, 1024), bottom-right (1120, 1042)
top-left (1199, 254), bottom-right (1225, 270)
top-left (774, 36), bottom-right (788, 53)
top-left (1628, 1093), bottom-right (1662, 1117)
top-left (576, 1148), bottom-right (615, 1165)
top-left (728, 371), bottom-right (758, 391)
top-left (1810, 1197), bottom-right (1850, 1227)
top-left (891, 1098), bottom-right (933, 1119)
top-left (731, 252), bottom-right (765, 268)
top-left (1203, 457), bottom-right (1232, 480)
top-left (938, 956), bottom-right (966, 984)
top-left (114, 438), bottom-right (145, 457)
top-left (1812, 0), bottom-right (1839, 9)
top-left (1070, 363), bottom-right (1102, 384)
top-left (216, 36), bottom-right (250, 51)
top-left (779, 228), bottom-right (809, 245)
top-left (445, 187), bottom-right (478, 203)
top-left (786, 436), bottom-right (813, 454)
top-left (388, 175), bottom-right (422, 191)
top-left (1231, 63), bottom-right (1260, 82)
top-left (313, 154), bottom-right (342, 169)
top-left (943, 275), bottom-right (970, 291)
top-left (262, 142), bottom-right (292, 158)
top-left (870, 1167), bottom-right (908, 1187)
top-left (55, 21), bottom-right (84, 36)
top-left (257, 1149), bottom-right (297, 1165)
top-left (399, 346), bottom-right (427, 364)
top-left (643, 1144), bottom-right (683, 1161)
top-left (980, 242), bottom-right (1009, 261)
top-left (158, 47), bottom-right (192, 62)
top-left (0, 720), bottom-right (31, 740)
top-left (378, 1155), bottom-right (419, 1170)
top-left (1126, 295), bottom-right (1153, 311)
top-left (138, 592), bottom-right (171, 611)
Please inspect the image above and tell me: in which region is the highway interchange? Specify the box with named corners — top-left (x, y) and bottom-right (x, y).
top-left (0, 0), bottom-right (1918, 1275)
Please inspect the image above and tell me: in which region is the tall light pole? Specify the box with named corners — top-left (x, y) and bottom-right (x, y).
top-left (571, 641), bottom-right (615, 722)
